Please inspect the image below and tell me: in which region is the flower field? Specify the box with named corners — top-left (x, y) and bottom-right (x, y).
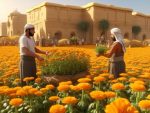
top-left (0, 46), bottom-right (150, 113)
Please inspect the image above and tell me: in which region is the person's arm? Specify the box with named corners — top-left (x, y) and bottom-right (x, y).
top-left (22, 47), bottom-right (43, 61)
top-left (20, 37), bottom-right (43, 61)
top-left (22, 47), bottom-right (39, 58)
top-left (35, 47), bottom-right (46, 54)
top-left (35, 47), bottom-right (50, 56)
top-left (104, 42), bottom-right (118, 58)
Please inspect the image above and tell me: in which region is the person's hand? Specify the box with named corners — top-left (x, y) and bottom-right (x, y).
top-left (45, 51), bottom-right (50, 56)
top-left (37, 55), bottom-right (44, 61)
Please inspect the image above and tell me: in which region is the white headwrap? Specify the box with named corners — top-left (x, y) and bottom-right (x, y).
top-left (24, 24), bottom-right (34, 31)
top-left (110, 28), bottom-right (126, 53)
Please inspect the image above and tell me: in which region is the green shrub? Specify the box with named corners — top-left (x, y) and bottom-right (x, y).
top-left (95, 45), bottom-right (107, 55)
top-left (41, 50), bottom-right (89, 76)
top-left (69, 37), bottom-right (78, 45)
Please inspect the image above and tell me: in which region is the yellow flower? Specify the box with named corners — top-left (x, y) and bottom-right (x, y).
top-left (23, 77), bottom-right (34, 82)
top-left (49, 104), bottom-right (66, 113)
top-left (70, 85), bottom-right (81, 91)
top-left (9, 98), bottom-right (23, 107)
top-left (130, 83), bottom-right (146, 92)
top-left (34, 91), bottom-right (43, 96)
top-left (90, 91), bottom-right (106, 100)
top-left (94, 76), bottom-right (106, 83)
top-left (40, 88), bottom-right (48, 93)
top-left (134, 80), bottom-right (145, 85)
top-left (105, 91), bottom-right (116, 98)
top-left (129, 77), bottom-right (137, 83)
top-left (59, 81), bottom-right (72, 85)
top-left (49, 96), bottom-right (60, 102)
top-left (112, 83), bottom-right (125, 90)
top-left (138, 100), bottom-right (150, 110)
top-left (77, 83), bottom-right (91, 90)
top-left (105, 98), bottom-right (139, 113)
top-left (46, 85), bottom-right (55, 90)
top-left (28, 88), bottom-right (39, 94)
top-left (35, 78), bottom-right (42, 83)
top-left (120, 73), bottom-right (128, 77)
top-left (16, 89), bottom-right (27, 96)
top-left (62, 96), bottom-right (78, 104)
top-left (118, 77), bottom-right (127, 81)
top-left (78, 78), bottom-right (91, 83)
top-left (57, 85), bottom-right (70, 92)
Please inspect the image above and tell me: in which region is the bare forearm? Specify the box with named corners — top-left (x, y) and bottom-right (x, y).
top-left (35, 47), bottom-right (46, 54)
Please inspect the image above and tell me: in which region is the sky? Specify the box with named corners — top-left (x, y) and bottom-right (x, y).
top-left (0, 0), bottom-right (150, 22)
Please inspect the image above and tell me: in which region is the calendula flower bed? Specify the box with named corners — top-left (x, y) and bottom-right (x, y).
top-left (41, 48), bottom-right (90, 76)
top-left (0, 46), bottom-right (149, 113)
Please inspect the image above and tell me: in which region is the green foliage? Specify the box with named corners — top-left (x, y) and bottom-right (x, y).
top-left (69, 36), bottom-right (78, 45)
top-left (77, 21), bottom-right (89, 32)
top-left (42, 52), bottom-right (89, 76)
top-left (132, 26), bottom-right (142, 37)
top-left (98, 19), bottom-right (109, 32)
top-left (95, 45), bottom-right (107, 55)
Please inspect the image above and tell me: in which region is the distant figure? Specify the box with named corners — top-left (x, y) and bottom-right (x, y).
top-left (96, 36), bottom-right (100, 46)
top-left (100, 34), bottom-right (105, 45)
top-left (69, 32), bottom-right (78, 45)
top-left (53, 31), bottom-right (62, 46)
top-left (19, 24), bottom-right (49, 86)
top-left (99, 28), bottom-right (126, 78)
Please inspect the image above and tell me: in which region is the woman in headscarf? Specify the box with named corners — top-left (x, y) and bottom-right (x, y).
top-left (103, 28), bottom-right (126, 78)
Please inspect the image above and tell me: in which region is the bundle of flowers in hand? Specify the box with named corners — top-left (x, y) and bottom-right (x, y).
top-left (95, 44), bottom-right (108, 57)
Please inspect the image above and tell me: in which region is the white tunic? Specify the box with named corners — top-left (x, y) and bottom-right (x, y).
top-left (19, 35), bottom-right (35, 55)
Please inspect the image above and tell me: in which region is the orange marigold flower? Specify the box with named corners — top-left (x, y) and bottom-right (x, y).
top-left (105, 91), bottom-right (116, 98)
top-left (120, 73), bottom-right (128, 77)
top-left (111, 83), bottom-right (125, 90)
top-left (57, 85), bottom-right (70, 92)
top-left (94, 76), bottom-right (106, 83)
top-left (90, 91), bottom-right (106, 100)
top-left (9, 98), bottom-right (23, 107)
top-left (16, 89), bottom-right (27, 96)
top-left (130, 83), bottom-right (146, 92)
top-left (34, 91), bottom-right (43, 96)
top-left (23, 77), bottom-right (34, 82)
top-left (46, 85), bottom-right (55, 90)
top-left (77, 83), bottom-right (91, 90)
top-left (78, 78), bottom-right (91, 83)
top-left (49, 104), bottom-right (66, 113)
top-left (138, 100), bottom-right (150, 110)
top-left (105, 98), bottom-right (139, 113)
top-left (22, 86), bottom-right (33, 92)
top-left (49, 96), bottom-right (60, 102)
top-left (70, 85), bottom-right (81, 91)
top-left (62, 96), bottom-right (78, 104)
top-left (28, 88), bottom-right (38, 94)
top-left (118, 77), bottom-right (127, 81)
top-left (35, 78), bottom-right (42, 83)
top-left (59, 81), bottom-right (72, 85)
top-left (134, 80), bottom-right (145, 85)
top-left (40, 88), bottom-right (48, 93)
top-left (129, 77), bottom-right (137, 83)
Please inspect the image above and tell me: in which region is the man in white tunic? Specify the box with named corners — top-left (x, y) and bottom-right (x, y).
top-left (19, 24), bottom-right (48, 85)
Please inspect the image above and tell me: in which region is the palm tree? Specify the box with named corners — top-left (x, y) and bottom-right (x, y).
top-left (132, 25), bottom-right (141, 39)
top-left (98, 19), bottom-right (110, 44)
top-left (77, 21), bottom-right (89, 43)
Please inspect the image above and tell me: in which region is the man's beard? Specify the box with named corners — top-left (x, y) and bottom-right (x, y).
top-left (112, 36), bottom-right (116, 41)
top-left (29, 31), bottom-right (34, 36)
